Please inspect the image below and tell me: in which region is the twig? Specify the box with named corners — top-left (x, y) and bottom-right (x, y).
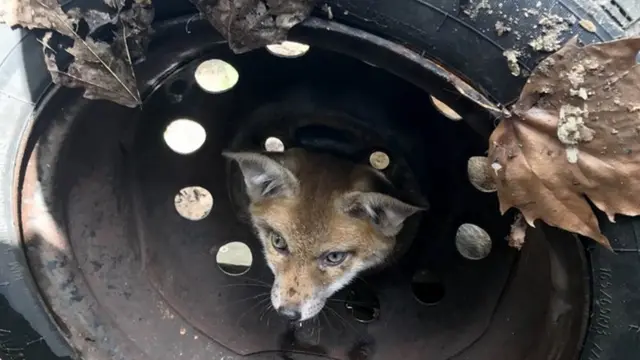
top-left (120, 20), bottom-right (142, 106)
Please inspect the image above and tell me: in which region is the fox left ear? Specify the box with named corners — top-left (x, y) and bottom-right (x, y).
top-left (223, 151), bottom-right (299, 202)
top-left (341, 192), bottom-right (424, 237)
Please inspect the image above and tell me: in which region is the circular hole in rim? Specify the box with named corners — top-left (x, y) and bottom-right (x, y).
top-left (411, 269), bottom-right (445, 305)
top-left (174, 186), bottom-right (214, 221)
top-left (266, 41), bottom-right (310, 58)
top-left (344, 279), bottom-right (380, 323)
top-left (455, 223), bottom-right (492, 260)
top-left (369, 151), bottom-right (390, 170)
top-left (264, 137), bottom-right (285, 152)
top-left (194, 59), bottom-right (239, 94)
top-left (164, 119), bottom-right (207, 155)
top-left (216, 242), bottom-right (253, 276)
top-left (430, 95), bottom-right (463, 121)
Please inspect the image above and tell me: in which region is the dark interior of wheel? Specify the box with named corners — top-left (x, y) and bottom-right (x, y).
top-left (2, 1), bottom-right (640, 360)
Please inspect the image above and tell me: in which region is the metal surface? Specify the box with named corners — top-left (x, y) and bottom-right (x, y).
top-left (130, 42), bottom-right (512, 359)
top-left (601, 0), bottom-right (640, 29)
top-left (18, 16), bottom-right (588, 360)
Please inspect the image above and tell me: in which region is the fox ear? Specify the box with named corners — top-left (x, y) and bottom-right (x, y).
top-left (223, 151), bottom-right (299, 202)
top-left (341, 192), bottom-right (423, 237)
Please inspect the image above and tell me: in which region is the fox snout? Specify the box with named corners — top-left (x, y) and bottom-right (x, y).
top-left (270, 278), bottom-right (326, 321)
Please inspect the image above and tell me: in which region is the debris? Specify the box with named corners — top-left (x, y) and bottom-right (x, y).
top-left (114, 0), bottom-right (155, 62)
top-left (2, 0), bottom-right (152, 107)
top-left (467, 156), bottom-right (497, 193)
top-left (507, 213), bottom-right (527, 250)
top-left (566, 64), bottom-right (586, 88)
top-left (579, 19), bottom-right (597, 33)
top-left (189, 0), bottom-right (317, 53)
top-left (1, 0), bottom-right (78, 38)
top-left (490, 161), bottom-right (502, 175)
top-left (42, 32), bottom-right (141, 107)
top-left (503, 49), bottom-right (522, 76)
top-left (557, 105), bottom-right (594, 147)
top-left (565, 146), bottom-right (579, 164)
top-left (322, 3), bottom-right (333, 20)
top-left (529, 14), bottom-right (570, 52)
top-left (66, 8), bottom-right (109, 33)
top-left (569, 87), bottom-right (589, 100)
top-left (431, 96), bottom-right (463, 121)
top-left (463, 0), bottom-right (490, 19)
top-left (488, 36), bottom-right (640, 249)
top-left (565, 15), bottom-right (577, 25)
top-left (535, 57), bottom-right (555, 75)
top-left (495, 21), bottom-right (511, 36)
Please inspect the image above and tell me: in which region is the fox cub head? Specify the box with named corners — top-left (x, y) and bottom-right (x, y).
top-left (224, 148), bottom-right (422, 321)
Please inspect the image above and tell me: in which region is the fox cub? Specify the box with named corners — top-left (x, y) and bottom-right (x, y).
top-left (224, 148), bottom-right (422, 321)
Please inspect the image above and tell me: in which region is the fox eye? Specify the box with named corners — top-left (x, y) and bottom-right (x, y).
top-left (323, 252), bottom-right (348, 266)
top-left (270, 232), bottom-right (288, 253)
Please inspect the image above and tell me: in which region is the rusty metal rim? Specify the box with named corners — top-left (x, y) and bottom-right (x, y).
top-left (14, 15), bottom-right (588, 360)
top-left (294, 18), bottom-right (502, 116)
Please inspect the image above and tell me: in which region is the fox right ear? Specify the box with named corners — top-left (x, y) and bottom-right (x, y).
top-left (341, 191), bottom-right (424, 237)
top-left (223, 151), bottom-right (299, 202)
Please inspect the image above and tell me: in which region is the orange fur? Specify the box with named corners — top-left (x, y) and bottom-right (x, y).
top-left (226, 148), bottom-right (420, 320)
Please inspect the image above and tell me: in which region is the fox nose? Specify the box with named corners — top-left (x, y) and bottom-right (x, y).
top-left (277, 306), bottom-right (301, 321)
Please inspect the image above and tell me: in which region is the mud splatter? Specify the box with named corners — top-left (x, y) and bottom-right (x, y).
top-left (464, 0), bottom-right (490, 19)
top-left (570, 87), bottom-right (589, 100)
top-left (529, 14), bottom-right (570, 52)
top-left (558, 104), bottom-right (595, 163)
top-left (503, 49), bottom-right (522, 76)
top-left (566, 64), bottom-right (586, 88)
top-left (495, 21), bottom-right (511, 36)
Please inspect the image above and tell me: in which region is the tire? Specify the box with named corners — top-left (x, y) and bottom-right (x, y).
top-left (0, 1), bottom-right (638, 360)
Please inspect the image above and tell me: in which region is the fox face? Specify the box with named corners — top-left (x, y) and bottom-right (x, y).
top-left (224, 148), bottom-right (422, 321)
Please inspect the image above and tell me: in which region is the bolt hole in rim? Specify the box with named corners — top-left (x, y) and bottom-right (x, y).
top-left (264, 136), bottom-right (285, 152)
top-left (194, 59), bottom-right (239, 94)
top-left (174, 186), bottom-right (214, 221)
top-left (18, 16), bottom-right (589, 360)
top-left (163, 119), bottom-right (207, 154)
top-left (266, 41), bottom-right (311, 58)
top-left (411, 270), bottom-right (446, 306)
top-left (455, 223), bottom-right (493, 260)
top-left (216, 242), bottom-right (253, 276)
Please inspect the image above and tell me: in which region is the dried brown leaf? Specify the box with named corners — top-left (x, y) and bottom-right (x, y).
top-left (104, 0), bottom-right (127, 9)
top-left (67, 8), bottom-right (112, 34)
top-left (5, 0), bottom-right (150, 107)
top-left (488, 36), bottom-right (640, 248)
top-left (190, 0), bottom-right (316, 53)
top-left (44, 29), bottom-right (140, 107)
top-left (115, 0), bottom-right (154, 61)
top-left (1, 0), bottom-right (78, 37)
